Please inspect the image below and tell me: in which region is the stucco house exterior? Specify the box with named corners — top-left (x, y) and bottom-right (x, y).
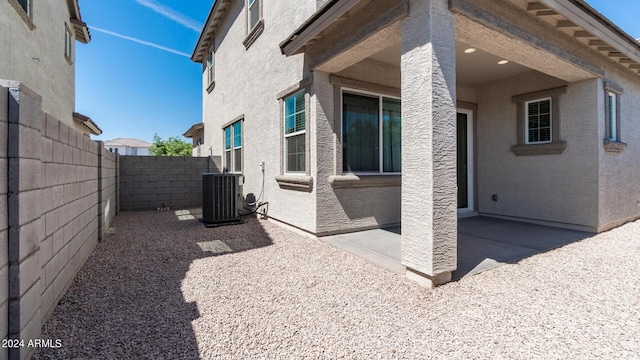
top-left (104, 138), bottom-right (153, 156)
top-left (0, 0), bottom-right (102, 136)
top-left (192, 0), bottom-right (640, 286)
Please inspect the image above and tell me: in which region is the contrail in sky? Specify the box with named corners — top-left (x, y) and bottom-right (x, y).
top-left (91, 26), bottom-right (190, 58)
top-left (135, 0), bottom-right (203, 32)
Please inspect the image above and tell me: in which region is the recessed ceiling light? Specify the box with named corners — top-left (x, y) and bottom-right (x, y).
top-left (464, 48), bottom-right (476, 54)
top-left (498, 60), bottom-right (509, 65)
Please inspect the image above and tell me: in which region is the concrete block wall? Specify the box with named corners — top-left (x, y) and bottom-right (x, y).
top-left (39, 113), bottom-right (101, 325)
top-left (1, 81), bottom-right (115, 360)
top-left (119, 156), bottom-right (220, 210)
top-left (6, 81), bottom-right (45, 360)
top-left (97, 144), bottom-right (118, 240)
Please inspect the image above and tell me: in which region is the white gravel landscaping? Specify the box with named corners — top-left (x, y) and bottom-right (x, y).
top-left (34, 210), bottom-right (640, 359)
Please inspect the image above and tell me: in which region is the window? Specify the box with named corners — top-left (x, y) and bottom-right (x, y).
top-left (64, 24), bottom-right (72, 61)
top-left (243, 0), bottom-right (263, 49)
top-left (17, 0), bottom-right (30, 16)
top-left (511, 86), bottom-right (567, 156)
top-left (224, 121), bottom-right (242, 173)
top-left (9, 0), bottom-right (34, 29)
top-left (607, 91), bottom-right (617, 141)
top-left (284, 91), bottom-right (306, 173)
top-left (131, 148), bottom-right (138, 155)
top-left (525, 98), bottom-right (552, 144)
top-left (207, 45), bottom-right (215, 86)
top-left (603, 80), bottom-right (625, 153)
top-left (342, 91), bottom-right (401, 173)
top-left (248, 0), bottom-right (260, 32)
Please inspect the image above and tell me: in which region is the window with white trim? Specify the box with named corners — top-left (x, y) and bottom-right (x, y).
top-left (224, 121), bottom-right (242, 173)
top-left (607, 91), bottom-right (618, 141)
top-left (342, 90), bottom-right (401, 173)
top-left (64, 24), bottom-right (72, 61)
top-left (17, 0), bottom-right (30, 17)
top-left (248, 0), bottom-right (260, 32)
top-left (525, 98), bottom-right (552, 144)
top-left (284, 91), bottom-right (306, 173)
top-left (207, 45), bottom-right (215, 86)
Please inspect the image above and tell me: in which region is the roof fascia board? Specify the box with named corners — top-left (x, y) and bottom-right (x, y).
top-left (67, 0), bottom-right (90, 43)
top-left (540, 0), bottom-right (640, 63)
top-left (192, 0), bottom-right (230, 62)
top-left (73, 112), bottom-right (102, 135)
top-left (281, 0), bottom-right (363, 56)
top-left (183, 123), bottom-right (204, 137)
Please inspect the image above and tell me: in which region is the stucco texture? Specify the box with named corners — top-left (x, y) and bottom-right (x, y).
top-left (597, 70), bottom-right (640, 230)
top-left (0, 0), bottom-right (79, 132)
top-left (474, 72), bottom-right (600, 229)
top-left (201, 0), bottom-right (318, 233)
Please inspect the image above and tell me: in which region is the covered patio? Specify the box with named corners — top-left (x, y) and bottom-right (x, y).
top-left (321, 216), bottom-right (592, 280)
top-left (281, 0), bottom-right (605, 286)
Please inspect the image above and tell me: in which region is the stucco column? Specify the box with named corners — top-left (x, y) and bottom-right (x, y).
top-left (401, 0), bottom-right (457, 287)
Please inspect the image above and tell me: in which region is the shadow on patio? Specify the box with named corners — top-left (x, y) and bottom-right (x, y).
top-left (34, 209), bottom-right (273, 359)
top-left (320, 216), bottom-right (593, 281)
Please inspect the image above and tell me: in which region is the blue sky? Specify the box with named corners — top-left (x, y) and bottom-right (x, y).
top-left (78, 0), bottom-right (640, 143)
top-left (77, 0), bottom-right (211, 143)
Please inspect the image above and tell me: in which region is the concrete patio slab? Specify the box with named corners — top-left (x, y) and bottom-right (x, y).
top-left (320, 227), bottom-right (404, 275)
top-left (319, 216), bottom-right (593, 281)
top-left (458, 216), bottom-right (592, 251)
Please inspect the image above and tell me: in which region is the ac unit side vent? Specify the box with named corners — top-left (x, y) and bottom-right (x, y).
top-left (202, 173), bottom-right (242, 225)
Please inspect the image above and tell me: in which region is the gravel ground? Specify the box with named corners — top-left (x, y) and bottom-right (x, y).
top-left (34, 210), bottom-right (640, 359)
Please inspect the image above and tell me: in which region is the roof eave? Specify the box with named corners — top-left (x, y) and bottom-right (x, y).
top-left (569, 0), bottom-right (640, 52)
top-left (183, 123), bottom-right (204, 138)
top-left (540, 0), bottom-right (640, 64)
top-left (192, 0), bottom-right (232, 63)
top-left (73, 112), bottom-right (102, 136)
top-left (280, 0), bottom-right (363, 56)
top-left (67, 0), bottom-right (91, 43)
top-left (71, 18), bottom-right (90, 44)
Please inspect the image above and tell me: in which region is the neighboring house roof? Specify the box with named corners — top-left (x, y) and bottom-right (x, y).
top-left (73, 112), bottom-right (102, 135)
top-left (103, 138), bottom-right (153, 148)
top-left (192, 0), bottom-right (232, 62)
top-left (67, 0), bottom-right (90, 44)
top-left (183, 123), bottom-right (204, 138)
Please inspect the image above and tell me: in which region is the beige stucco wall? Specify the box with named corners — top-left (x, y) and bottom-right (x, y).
top-left (596, 69), bottom-right (640, 230)
top-left (475, 72), bottom-right (600, 230)
top-left (201, 0), bottom-right (640, 235)
top-left (201, 0), bottom-right (318, 232)
top-left (457, 83), bottom-right (477, 104)
top-left (313, 71), bottom-right (402, 235)
top-left (0, 0), bottom-right (81, 133)
top-left (461, 0), bottom-right (640, 231)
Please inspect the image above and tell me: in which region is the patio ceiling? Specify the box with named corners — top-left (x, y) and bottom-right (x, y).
top-left (367, 41), bottom-right (535, 85)
top-left (285, 0), bottom-right (640, 84)
top-left (298, 0), bottom-right (596, 85)
top-left (454, 13), bottom-right (596, 83)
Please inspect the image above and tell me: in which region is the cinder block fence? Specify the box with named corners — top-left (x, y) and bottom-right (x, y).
top-left (1, 81), bottom-right (118, 359)
top-left (119, 156), bottom-right (220, 211)
top-left (1, 81), bottom-right (220, 360)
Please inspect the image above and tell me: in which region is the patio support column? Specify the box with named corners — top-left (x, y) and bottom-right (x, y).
top-left (401, 0), bottom-right (457, 287)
